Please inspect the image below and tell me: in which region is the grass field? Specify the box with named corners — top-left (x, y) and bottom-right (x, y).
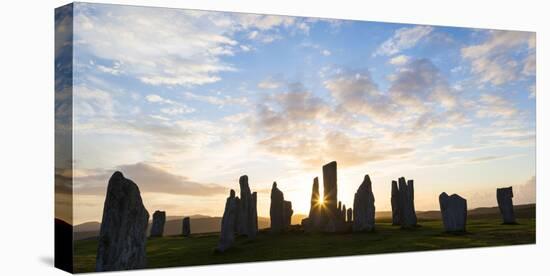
top-left (74, 218), bottom-right (535, 273)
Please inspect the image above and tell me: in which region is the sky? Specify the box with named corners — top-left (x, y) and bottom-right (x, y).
top-left (59, 3), bottom-right (535, 225)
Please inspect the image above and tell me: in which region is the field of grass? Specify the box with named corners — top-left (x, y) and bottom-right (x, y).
top-left (74, 217), bottom-right (535, 273)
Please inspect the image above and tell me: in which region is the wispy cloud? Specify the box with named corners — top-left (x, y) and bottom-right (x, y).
top-left (374, 26), bottom-right (433, 56)
top-left (461, 30), bottom-right (535, 85)
top-left (74, 4), bottom-right (312, 87)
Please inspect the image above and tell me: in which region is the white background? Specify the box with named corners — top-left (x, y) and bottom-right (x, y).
top-left (0, 0), bottom-right (547, 275)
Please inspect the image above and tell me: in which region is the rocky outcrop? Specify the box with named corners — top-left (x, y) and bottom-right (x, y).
top-left (353, 175), bottom-right (376, 232)
top-left (439, 193), bottom-right (467, 232)
top-left (237, 175), bottom-right (257, 238)
top-left (347, 208), bottom-right (353, 223)
top-left (497, 187), bottom-right (516, 224)
top-left (216, 190), bottom-right (239, 252)
top-left (150, 211), bottom-right (166, 237)
top-left (182, 217), bottom-right (190, 237)
top-left (270, 182), bottom-right (285, 233)
top-left (96, 172), bottom-right (149, 272)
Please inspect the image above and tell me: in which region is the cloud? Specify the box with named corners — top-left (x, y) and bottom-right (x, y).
top-left (461, 30), bottom-right (535, 85)
top-left (146, 94), bottom-right (175, 104)
top-left (389, 54), bottom-right (409, 65)
top-left (528, 85), bottom-right (535, 99)
top-left (74, 3), bottom-right (311, 87)
top-left (146, 94), bottom-right (195, 114)
top-left (257, 77), bottom-right (284, 89)
top-left (300, 42), bottom-right (332, 57)
top-left (183, 91), bottom-right (249, 107)
top-left (250, 82), bottom-right (414, 168)
top-left (324, 69), bottom-right (395, 122)
top-left (476, 94), bottom-right (518, 118)
top-left (74, 162), bottom-right (228, 196)
top-left (374, 26), bottom-right (433, 56)
top-left (74, 86), bottom-right (115, 118)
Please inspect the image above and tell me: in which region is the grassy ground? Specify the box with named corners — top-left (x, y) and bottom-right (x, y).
top-left (74, 218), bottom-right (535, 273)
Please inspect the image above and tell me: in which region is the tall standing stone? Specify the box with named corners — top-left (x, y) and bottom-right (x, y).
top-left (96, 172), bottom-right (149, 272)
top-left (305, 177), bottom-right (322, 231)
top-left (182, 217), bottom-right (190, 237)
top-left (270, 182), bottom-right (284, 233)
top-left (216, 190), bottom-right (238, 252)
top-left (391, 180), bottom-right (400, 225)
top-left (353, 175), bottom-right (376, 232)
top-left (396, 177), bottom-right (417, 228)
top-left (283, 200), bottom-right (293, 228)
top-left (497, 187), bottom-right (516, 224)
top-left (237, 175), bottom-right (257, 238)
top-left (252, 192), bottom-right (258, 233)
top-left (322, 161), bottom-right (338, 232)
top-left (150, 211), bottom-right (166, 237)
top-left (439, 193), bottom-right (467, 232)
top-left (347, 208), bottom-right (353, 223)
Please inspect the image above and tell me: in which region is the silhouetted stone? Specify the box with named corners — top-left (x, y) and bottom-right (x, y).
top-left (252, 192), bottom-right (258, 233)
top-left (150, 211), bottom-right (166, 237)
top-left (321, 161), bottom-right (339, 232)
top-left (342, 204), bottom-right (347, 222)
top-left (347, 208), bottom-right (353, 223)
top-left (270, 182), bottom-right (285, 233)
top-left (237, 175), bottom-right (257, 238)
top-left (182, 217), bottom-right (190, 237)
top-left (395, 177), bottom-right (417, 228)
top-left (96, 172), bottom-right (149, 272)
top-left (283, 200), bottom-right (293, 228)
top-left (216, 190), bottom-right (238, 252)
top-left (391, 180), bottom-right (400, 225)
top-left (305, 177), bottom-right (322, 231)
top-left (353, 175), bottom-right (376, 232)
top-left (439, 193), bottom-right (467, 232)
top-left (497, 187), bottom-right (516, 224)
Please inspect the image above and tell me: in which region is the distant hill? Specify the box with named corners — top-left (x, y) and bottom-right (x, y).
top-left (75, 216), bottom-right (270, 240)
top-left (73, 204), bottom-right (535, 240)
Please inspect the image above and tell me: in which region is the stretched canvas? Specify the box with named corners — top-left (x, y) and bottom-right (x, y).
top-left (55, 2), bottom-right (536, 273)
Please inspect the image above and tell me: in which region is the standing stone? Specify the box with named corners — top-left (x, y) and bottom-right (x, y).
top-left (216, 190), bottom-right (239, 252)
top-left (342, 204), bottom-right (347, 223)
top-left (497, 187), bottom-right (516, 224)
top-left (396, 177), bottom-right (417, 228)
top-left (347, 208), bottom-right (353, 223)
top-left (337, 201), bottom-right (343, 222)
top-left (96, 172), bottom-right (149, 272)
top-left (353, 175), bottom-right (376, 232)
top-left (150, 211), bottom-right (166, 237)
top-left (439, 193), bottom-right (467, 232)
top-left (322, 161), bottom-right (338, 232)
top-left (305, 177), bottom-right (322, 231)
top-left (237, 175), bottom-right (257, 238)
top-left (252, 192), bottom-right (258, 233)
top-left (283, 200), bottom-right (293, 228)
top-left (391, 180), bottom-right (400, 225)
top-left (182, 217), bottom-right (190, 237)
top-left (270, 182), bottom-right (285, 233)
